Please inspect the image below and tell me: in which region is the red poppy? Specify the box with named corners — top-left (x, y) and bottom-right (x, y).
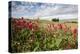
top-left (56, 24), bottom-right (62, 29)
top-left (28, 23), bottom-right (33, 30)
top-left (71, 28), bottom-right (77, 40)
top-left (73, 28), bottom-right (77, 34)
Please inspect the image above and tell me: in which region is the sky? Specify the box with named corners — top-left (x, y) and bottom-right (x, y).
top-left (10, 1), bottom-right (78, 20)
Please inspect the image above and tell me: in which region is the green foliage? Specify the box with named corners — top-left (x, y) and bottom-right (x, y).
top-left (52, 18), bottom-right (59, 22)
top-left (11, 19), bottom-right (78, 53)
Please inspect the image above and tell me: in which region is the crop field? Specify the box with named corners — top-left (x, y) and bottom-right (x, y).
top-left (10, 18), bottom-right (78, 53)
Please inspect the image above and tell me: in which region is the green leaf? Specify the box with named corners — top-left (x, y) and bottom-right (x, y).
top-left (33, 41), bottom-right (40, 51)
top-left (55, 38), bottom-right (62, 47)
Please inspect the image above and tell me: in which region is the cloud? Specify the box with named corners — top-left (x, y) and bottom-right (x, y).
top-left (34, 4), bottom-right (78, 17)
top-left (11, 1), bottom-right (78, 19)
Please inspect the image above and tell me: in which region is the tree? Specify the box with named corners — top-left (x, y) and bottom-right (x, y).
top-left (52, 18), bottom-right (59, 22)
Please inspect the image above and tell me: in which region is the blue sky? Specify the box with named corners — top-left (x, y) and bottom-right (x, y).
top-left (11, 1), bottom-right (78, 20)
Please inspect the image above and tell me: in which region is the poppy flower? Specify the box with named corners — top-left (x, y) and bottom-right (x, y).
top-left (71, 28), bottom-right (77, 40)
top-left (28, 23), bottom-right (33, 30)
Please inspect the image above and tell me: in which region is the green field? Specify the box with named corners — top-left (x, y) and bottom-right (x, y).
top-left (10, 18), bottom-right (78, 52)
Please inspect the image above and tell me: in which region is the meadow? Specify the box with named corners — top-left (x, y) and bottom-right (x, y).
top-left (10, 17), bottom-right (78, 53)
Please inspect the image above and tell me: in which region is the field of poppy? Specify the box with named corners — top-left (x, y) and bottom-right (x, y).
top-left (10, 17), bottom-right (78, 53)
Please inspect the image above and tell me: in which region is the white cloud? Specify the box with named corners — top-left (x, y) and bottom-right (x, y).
top-left (11, 1), bottom-right (78, 19)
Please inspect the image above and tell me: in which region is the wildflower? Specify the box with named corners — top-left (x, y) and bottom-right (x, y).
top-left (58, 24), bottom-right (62, 29)
top-left (28, 23), bottom-right (33, 30)
top-left (54, 24), bottom-right (57, 30)
top-left (71, 27), bottom-right (77, 40)
top-left (73, 28), bottom-right (77, 34)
